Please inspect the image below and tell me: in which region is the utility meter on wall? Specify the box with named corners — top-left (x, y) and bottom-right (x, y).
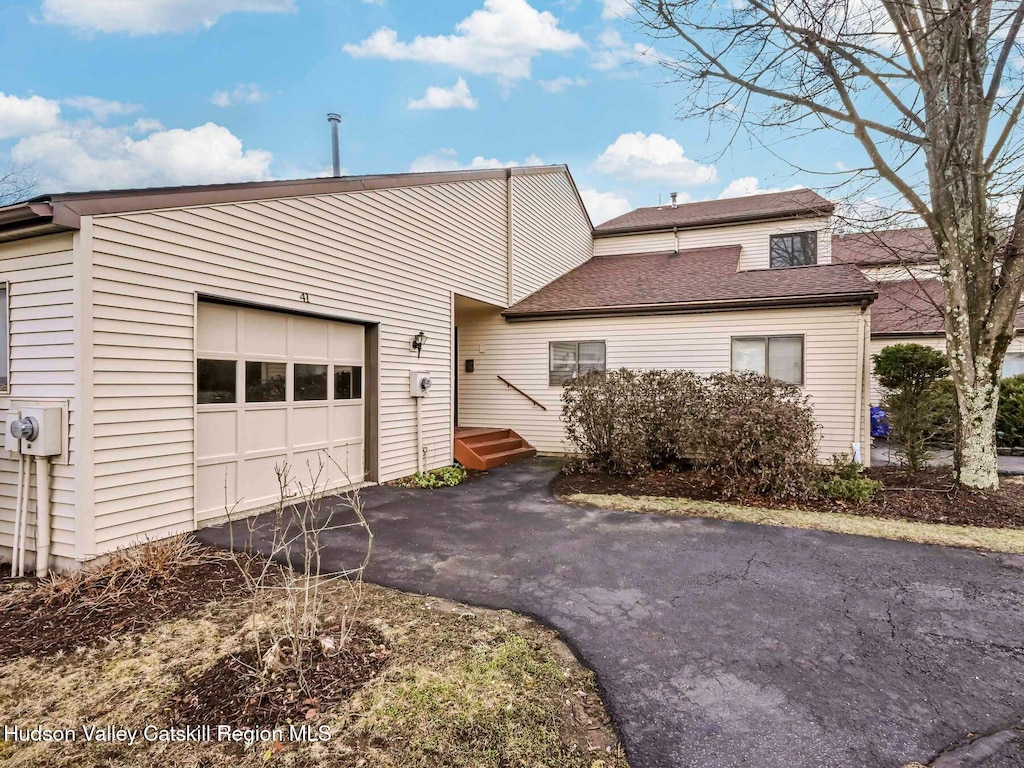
top-left (410, 371), bottom-right (432, 397)
top-left (6, 405), bottom-right (63, 456)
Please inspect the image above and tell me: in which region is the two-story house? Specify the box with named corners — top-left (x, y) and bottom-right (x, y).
top-left (0, 166), bottom-right (876, 571)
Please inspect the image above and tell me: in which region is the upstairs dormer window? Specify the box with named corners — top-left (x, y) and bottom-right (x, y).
top-left (770, 231), bottom-right (818, 268)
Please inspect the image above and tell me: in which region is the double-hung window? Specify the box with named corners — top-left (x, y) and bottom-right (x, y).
top-left (549, 341), bottom-right (606, 386)
top-left (769, 232), bottom-right (818, 268)
top-left (731, 335), bottom-right (804, 385)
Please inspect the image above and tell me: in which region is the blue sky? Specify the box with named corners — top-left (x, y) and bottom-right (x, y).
top-left (0, 0), bottom-right (826, 222)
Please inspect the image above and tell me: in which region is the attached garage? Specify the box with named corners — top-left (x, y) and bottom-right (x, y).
top-left (194, 302), bottom-right (366, 522)
top-left (0, 165), bottom-right (594, 571)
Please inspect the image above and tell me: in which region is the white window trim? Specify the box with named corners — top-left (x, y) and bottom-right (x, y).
top-left (769, 231), bottom-right (819, 269)
top-left (730, 334), bottom-right (806, 386)
top-left (548, 340), bottom-right (607, 387)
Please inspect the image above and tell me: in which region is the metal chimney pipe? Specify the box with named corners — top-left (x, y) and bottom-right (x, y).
top-left (670, 192), bottom-right (678, 208)
top-left (327, 113), bottom-right (342, 177)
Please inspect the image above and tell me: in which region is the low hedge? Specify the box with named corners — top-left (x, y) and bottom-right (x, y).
top-left (561, 369), bottom-right (819, 499)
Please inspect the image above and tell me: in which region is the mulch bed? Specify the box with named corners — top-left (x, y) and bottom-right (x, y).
top-left (167, 624), bottom-right (389, 729)
top-left (555, 467), bottom-right (1024, 530)
top-left (0, 548), bottom-right (250, 662)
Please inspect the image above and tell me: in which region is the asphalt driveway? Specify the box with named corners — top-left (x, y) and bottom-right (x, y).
top-left (199, 458), bottom-right (1024, 768)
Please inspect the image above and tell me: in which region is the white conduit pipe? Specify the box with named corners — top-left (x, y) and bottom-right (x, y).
top-left (11, 452), bottom-right (24, 577)
top-left (16, 455), bottom-right (32, 577)
top-left (34, 456), bottom-right (51, 577)
top-left (415, 396), bottom-right (424, 474)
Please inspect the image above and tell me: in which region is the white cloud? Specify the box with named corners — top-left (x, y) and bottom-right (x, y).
top-left (63, 96), bottom-right (141, 121)
top-left (717, 176), bottom-right (803, 198)
top-left (343, 0), bottom-right (583, 84)
top-left (40, 0), bottom-right (295, 35)
top-left (131, 118), bottom-right (166, 134)
top-left (407, 78), bottom-right (479, 110)
top-left (538, 76), bottom-right (588, 93)
top-left (598, 0), bottom-right (632, 19)
top-left (12, 121), bottom-right (273, 191)
top-left (590, 28), bottom-right (651, 71)
top-left (210, 83), bottom-right (267, 107)
top-left (409, 148), bottom-right (543, 173)
top-left (579, 186), bottom-right (631, 224)
top-left (0, 93), bottom-right (62, 139)
top-left (593, 132), bottom-right (717, 186)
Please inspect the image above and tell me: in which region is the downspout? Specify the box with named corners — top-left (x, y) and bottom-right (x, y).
top-left (674, 226), bottom-right (679, 255)
top-left (852, 302), bottom-right (869, 464)
top-left (506, 169), bottom-right (514, 306)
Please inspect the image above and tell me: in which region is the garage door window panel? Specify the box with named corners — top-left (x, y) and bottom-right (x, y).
top-left (246, 361), bottom-right (287, 402)
top-left (334, 365), bottom-right (363, 400)
top-left (198, 359), bottom-right (237, 404)
top-left (295, 363), bottom-right (328, 401)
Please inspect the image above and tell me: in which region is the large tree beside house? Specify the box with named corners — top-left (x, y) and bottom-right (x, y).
top-left (635, 0), bottom-right (1024, 489)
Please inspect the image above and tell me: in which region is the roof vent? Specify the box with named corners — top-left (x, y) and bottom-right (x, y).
top-left (327, 113), bottom-right (342, 178)
top-left (670, 192), bottom-right (678, 208)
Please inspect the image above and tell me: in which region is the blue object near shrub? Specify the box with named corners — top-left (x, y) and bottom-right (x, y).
top-left (870, 406), bottom-right (889, 438)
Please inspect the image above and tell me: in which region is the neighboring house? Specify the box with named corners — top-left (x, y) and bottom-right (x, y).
top-left (831, 227), bottom-right (1024, 402)
top-left (0, 168), bottom-right (876, 571)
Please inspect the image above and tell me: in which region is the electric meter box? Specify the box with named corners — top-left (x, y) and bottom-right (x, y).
top-left (19, 405), bottom-right (63, 457)
top-left (410, 371), bottom-right (432, 397)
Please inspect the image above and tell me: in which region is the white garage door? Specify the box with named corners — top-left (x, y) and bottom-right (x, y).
top-left (195, 302), bottom-right (365, 522)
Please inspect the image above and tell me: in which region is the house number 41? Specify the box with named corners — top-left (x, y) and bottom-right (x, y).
top-left (299, 292), bottom-right (310, 303)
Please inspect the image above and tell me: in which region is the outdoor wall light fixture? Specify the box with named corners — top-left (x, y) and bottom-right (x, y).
top-left (411, 330), bottom-right (427, 358)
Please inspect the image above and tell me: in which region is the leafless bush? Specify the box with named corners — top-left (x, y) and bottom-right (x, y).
top-left (561, 369), bottom-right (706, 476)
top-left (562, 368), bottom-right (820, 498)
top-left (228, 452), bottom-right (373, 695)
top-left (699, 372), bottom-right (819, 499)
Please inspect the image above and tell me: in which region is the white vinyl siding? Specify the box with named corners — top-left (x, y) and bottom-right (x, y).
top-left (859, 263), bottom-right (941, 282)
top-left (458, 304), bottom-right (867, 461)
top-left (511, 171), bottom-right (592, 302)
top-left (0, 233), bottom-right (78, 567)
top-left (593, 216), bottom-right (833, 270)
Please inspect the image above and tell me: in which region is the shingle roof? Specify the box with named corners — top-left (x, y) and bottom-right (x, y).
top-left (831, 227), bottom-right (938, 267)
top-left (0, 164), bottom-right (587, 241)
top-left (872, 278), bottom-right (1024, 335)
top-left (871, 279), bottom-right (946, 335)
top-left (594, 189), bottom-right (834, 235)
top-left (503, 246), bottom-right (876, 320)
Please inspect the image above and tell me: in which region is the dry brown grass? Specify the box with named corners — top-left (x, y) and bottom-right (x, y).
top-left (33, 536), bottom-right (216, 606)
top-left (564, 492), bottom-right (1024, 554)
top-left (0, 578), bottom-right (626, 768)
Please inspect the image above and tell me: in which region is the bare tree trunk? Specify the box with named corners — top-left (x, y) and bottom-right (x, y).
top-left (951, 359), bottom-right (1000, 489)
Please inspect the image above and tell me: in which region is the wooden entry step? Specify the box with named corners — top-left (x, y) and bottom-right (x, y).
top-left (454, 427), bottom-right (536, 471)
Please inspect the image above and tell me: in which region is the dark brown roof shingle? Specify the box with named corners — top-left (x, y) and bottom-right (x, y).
top-left (872, 278), bottom-right (1024, 335)
top-left (832, 227), bottom-right (938, 267)
top-left (503, 246), bottom-right (876, 319)
top-left (594, 189), bottom-right (834, 235)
